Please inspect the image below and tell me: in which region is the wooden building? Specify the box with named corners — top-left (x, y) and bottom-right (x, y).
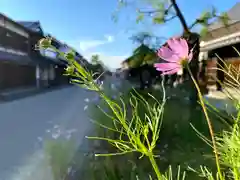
top-left (18, 22), bottom-right (71, 87)
top-left (0, 14), bottom-right (37, 90)
top-left (200, 2), bottom-right (240, 91)
top-left (0, 13), bottom-right (75, 91)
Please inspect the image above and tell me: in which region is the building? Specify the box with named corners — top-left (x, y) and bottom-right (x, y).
top-left (18, 22), bottom-right (72, 88)
top-left (200, 2), bottom-right (240, 90)
top-left (47, 35), bottom-right (91, 80)
top-left (0, 13), bottom-right (88, 92)
top-left (0, 13), bottom-right (36, 90)
top-left (0, 13), bottom-right (73, 91)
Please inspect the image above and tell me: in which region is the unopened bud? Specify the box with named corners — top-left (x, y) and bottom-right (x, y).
top-left (65, 65), bottom-right (75, 74)
top-left (38, 38), bottom-right (52, 49)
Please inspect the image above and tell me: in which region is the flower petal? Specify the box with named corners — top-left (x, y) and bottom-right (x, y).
top-left (167, 38), bottom-right (182, 53)
top-left (168, 38), bottom-right (189, 58)
top-left (162, 68), bottom-right (180, 75)
top-left (154, 63), bottom-right (179, 71)
top-left (179, 38), bottom-right (189, 57)
top-left (157, 46), bottom-right (174, 59)
top-left (164, 54), bottom-right (181, 63)
top-left (157, 46), bottom-right (181, 63)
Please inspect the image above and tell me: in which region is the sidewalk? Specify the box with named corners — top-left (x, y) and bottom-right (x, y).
top-left (204, 87), bottom-right (240, 114)
top-left (207, 87), bottom-right (240, 99)
top-left (0, 85), bottom-right (71, 102)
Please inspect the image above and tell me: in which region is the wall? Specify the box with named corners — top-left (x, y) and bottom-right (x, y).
top-left (0, 15), bottom-right (29, 38)
top-left (206, 57), bottom-right (240, 87)
top-left (206, 58), bottom-right (217, 86)
top-left (0, 26), bottom-right (29, 53)
top-left (224, 57), bottom-right (240, 86)
top-left (0, 16), bottom-right (37, 90)
top-left (0, 61), bottom-right (35, 90)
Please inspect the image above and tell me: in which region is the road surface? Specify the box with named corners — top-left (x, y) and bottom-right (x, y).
top-left (2, 77), bottom-right (235, 180)
top-left (204, 87), bottom-right (240, 114)
top-left (0, 86), bottom-right (94, 180)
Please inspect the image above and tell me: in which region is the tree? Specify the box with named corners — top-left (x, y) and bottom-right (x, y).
top-left (89, 54), bottom-right (106, 80)
top-left (91, 54), bottom-right (101, 65)
top-left (116, 0), bottom-right (229, 72)
top-left (124, 32), bottom-right (162, 68)
top-left (116, 0), bottom-right (228, 35)
top-left (131, 32), bottom-right (166, 50)
top-left (122, 32), bottom-right (162, 89)
top-left (115, 0), bottom-right (229, 104)
top-left (124, 44), bottom-right (157, 68)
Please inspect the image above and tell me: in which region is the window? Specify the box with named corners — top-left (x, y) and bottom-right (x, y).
top-left (0, 45), bottom-right (27, 56)
top-left (4, 21), bottom-right (29, 38)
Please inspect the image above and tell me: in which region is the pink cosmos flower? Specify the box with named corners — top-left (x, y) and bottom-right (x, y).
top-left (154, 38), bottom-right (193, 75)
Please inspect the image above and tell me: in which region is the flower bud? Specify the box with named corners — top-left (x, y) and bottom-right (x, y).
top-left (65, 65), bottom-right (75, 74)
top-left (38, 38), bottom-right (52, 49)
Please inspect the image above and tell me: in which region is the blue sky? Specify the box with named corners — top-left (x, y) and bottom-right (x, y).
top-left (0, 0), bottom-right (238, 69)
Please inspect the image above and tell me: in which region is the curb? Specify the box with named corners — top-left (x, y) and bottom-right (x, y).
top-left (0, 85), bottom-right (72, 103)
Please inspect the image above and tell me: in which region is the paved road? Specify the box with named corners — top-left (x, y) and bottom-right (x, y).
top-left (0, 86), bottom-right (94, 180)
top-left (3, 77), bottom-right (234, 180)
top-left (204, 87), bottom-right (240, 114)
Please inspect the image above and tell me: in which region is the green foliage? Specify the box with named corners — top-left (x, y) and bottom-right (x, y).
top-left (219, 12), bottom-right (230, 27)
top-left (88, 79), bottom-right (133, 140)
top-left (200, 27), bottom-right (209, 37)
top-left (114, 0), bottom-right (229, 39)
top-left (89, 54), bottom-right (106, 78)
top-left (194, 7), bottom-right (229, 37)
top-left (199, 11), bottom-right (212, 25)
top-left (217, 124), bottom-right (240, 179)
top-left (91, 54), bottom-right (100, 65)
top-left (151, 2), bottom-right (166, 24)
top-left (38, 38), bottom-right (240, 180)
top-left (44, 139), bottom-right (77, 180)
top-left (79, 85), bottom-right (229, 180)
top-left (136, 13), bottom-right (144, 23)
top-left (124, 44), bottom-right (157, 68)
top-left (153, 16), bottom-right (165, 24)
top-left (130, 32), bottom-right (153, 45)
top-left (124, 33), bottom-right (159, 68)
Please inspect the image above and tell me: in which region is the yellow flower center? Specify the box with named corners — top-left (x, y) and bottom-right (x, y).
top-left (180, 58), bottom-right (188, 67)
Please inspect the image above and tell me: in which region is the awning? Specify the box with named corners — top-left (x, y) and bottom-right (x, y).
top-left (31, 54), bottom-right (67, 67)
top-left (0, 51), bottom-right (33, 65)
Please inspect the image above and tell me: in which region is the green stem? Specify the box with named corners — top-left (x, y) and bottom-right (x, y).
top-left (233, 168), bottom-right (239, 180)
top-left (148, 153), bottom-right (162, 180)
top-left (73, 62), bottom-right (163, 178)
top-left (187, 66), bottom-right (223, 180)
top-left (232, 106), bottom-right (240, 179)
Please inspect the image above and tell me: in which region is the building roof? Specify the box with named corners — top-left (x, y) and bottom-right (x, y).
top-left (208, 2), bottom-right (240, 31)
top-left (17, 21), bottom-right (43, 34)
top-left (0, 13), bottom-right (33, 34)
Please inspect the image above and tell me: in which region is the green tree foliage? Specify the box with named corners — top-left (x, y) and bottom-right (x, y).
top-left (123, 32), bottom-right (159, 68)
top-left (91, 54), bottom-right (101, 65)
top-left (116, 0), bottom-right (229, 37)
top-left (89, 54), bottom-right (106, 78)
top-left (124, 44), bottom-right (157, 68)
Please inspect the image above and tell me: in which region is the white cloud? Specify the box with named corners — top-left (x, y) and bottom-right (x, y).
top-left (104, 35), bottom-right (115, 42)
top-left (67, 34), bottom-right (129, 70)
top-left (79, 40), bottom-right (105, 52)
top-left (83, 51), bottom-right (128, 70)
top-left (79, 35), bottom-right (115, 52)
